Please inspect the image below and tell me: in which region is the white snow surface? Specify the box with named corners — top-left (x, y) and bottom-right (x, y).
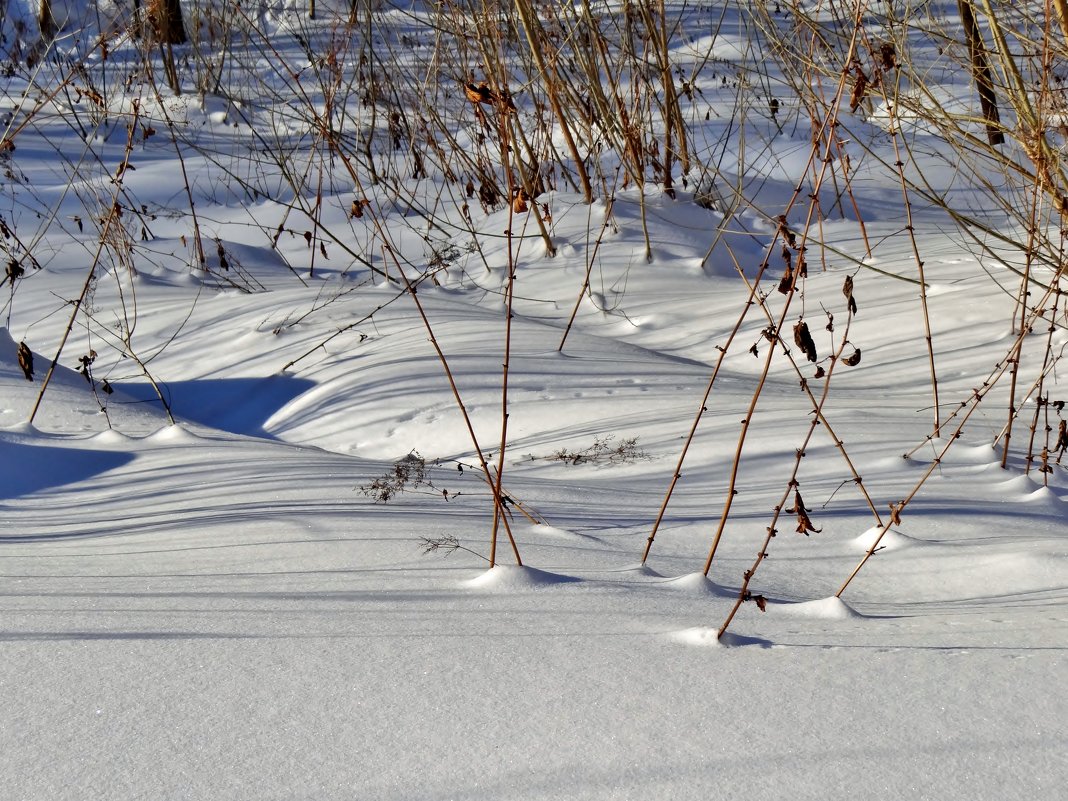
top-left (1, 3), bottom-right (1067, 800)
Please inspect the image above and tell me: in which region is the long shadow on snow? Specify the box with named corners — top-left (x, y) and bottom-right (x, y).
top-left (0, 440), bottom-right (135, 500)
top-left (118, 375), bottom-right (315, 437)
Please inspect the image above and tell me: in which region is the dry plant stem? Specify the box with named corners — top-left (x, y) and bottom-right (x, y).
top-left (27, 214), bottom-right (115, 425)
top-left (392, 259), bottom-right (521, 567)
top-left (1024, 276), bottom-right (1063, 475)
top-left (28, 114), bottom-right (141, 423)
top-left (837, 392), bottom-right (989, 598)
top-left (701, 6), bottom-right (866, 576)
top-left (845, 277), bottom-right (1067, 595)
top-left (488, 201), bottom-right (519, 565)
top-left (957, 0), bottom-right (1005, 144)
top-left (878, 64), bottom-right (941, 436)
top-left (640, 258), bottom-right (770, 564)
top-left (999, 185), bottom-right (1042, 467)
top-left (719, 305), bottom-right (857, 638)
top-left (735, 263), bottom-right (883, 525)
top-left (512, 0), bottom-right (592, 203)
top-left (559, 195), bottom-right (615, 352)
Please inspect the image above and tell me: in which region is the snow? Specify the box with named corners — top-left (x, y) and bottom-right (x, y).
top-left (2, 2), bottom-right (1067, 799)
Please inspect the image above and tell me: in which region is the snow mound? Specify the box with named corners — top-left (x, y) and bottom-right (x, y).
top-left (771, 596), bottom-right (861, 620)
top-left (90, 430), bottom-right (133, 445)
top-left (462, 565), bottom-right (579, 590)
top-left (851, 526), bottom-right (918, 552)
top-left (657, 572), bottom-right (733, 597)
top-left (671, 627), bottom-right (726, 647)
top-left (671, 627), bottom-right (773, 648)
top-left (617, 563), bottom-right (663, 578)
top-left (147, 425), bottom-right (202, 443)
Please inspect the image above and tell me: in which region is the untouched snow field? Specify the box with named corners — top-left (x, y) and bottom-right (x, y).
top-left (2, 2), bottom-right (1068, 799)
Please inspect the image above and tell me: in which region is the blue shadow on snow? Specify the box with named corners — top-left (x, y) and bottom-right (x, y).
top-left (118, 375), bottom-right (315, 437)
top-left (0, 440), bottom-right (135, 500)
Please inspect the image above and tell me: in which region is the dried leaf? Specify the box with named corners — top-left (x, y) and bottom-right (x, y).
top-left (850, 67), bottom-right (869, 113)
top-left (879, 42), bottom-right (897, 72)
top-left (6, 260), bottom-right (23, 285)
top-left (512, 189), bottom-right (529, 213)
top-left (17, 340), bottom-right (33, 381)
top-left (464, 82), bottom-right (492, 105)
top-left (777, 265), bottom-right (794, 295)
top-left (777, 215), bottom-right (796, 249)
top-left (843, 275), bottom-right (858, 315)
top-left (890, 503), bottom-right (903, 525)
top-left (790, 491), bottom-right (822, 535)
top-left (843, 347), bottom-right (862, 367)
top-left (753, 594), bottom-right (768, 612)
top-left (814, 365), bottom-right (826, 379)
top-left (793, 320), bottom-right (818, 363)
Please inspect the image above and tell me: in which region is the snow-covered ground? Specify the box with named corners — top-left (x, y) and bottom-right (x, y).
top-left (2, 3), bottom-right (1067, 799)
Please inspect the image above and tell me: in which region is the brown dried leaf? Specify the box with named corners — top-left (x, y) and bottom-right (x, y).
top-left (793, 320), bottom-right (818, 363)
top-left (17, 340), bottom-right (33, 381)
top-left (890, 503), bottom-right (903, 525)
top-left (843, 348), bottom-right (862, 367)
top-left (777, 215), bottom-right (796, 249)
top-left (512, 189), bottom-right (529, 213)
top-left (464, 82), bottom-right (492, 105)
top-left (6, 260), bottom-right (23, 285)
top-left (753, 595), bottom-right (768, 612)
top-left (790, 491), bottom-right (822, 535)
top-left (850, 67), bottom-right (869, 114)
top-left (777, 266), bottom-right (794, 295)
top-left (843, 275), bottom-right (858, 315)
top-left (880, 42), bottom-right (897, 72)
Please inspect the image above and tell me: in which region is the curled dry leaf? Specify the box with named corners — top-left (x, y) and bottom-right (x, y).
top-left (512, 188), bottom-right (530, 214)
top-left (464, 82), bottom-right (493, 105)
top-left (753, 594), bottom-right (768, 612)
top-left (17, 340), bottom-right (33, 381)
top-left (777, 215), bottom-right (797, 249)
top-left (1055, 419), bottom-right (1068, 457)
top-left (880, 42), bottom-right (897, 71)
top-left (790, 491), bottom-right (822, 535)
top-left (6, 260), bottom-right (23, 285)
top-left (793, 320), bottom-right (818, 363)
top-left (777, 266), bottom-right (794, 294)
top-left (843, 347), bottom-right (862, 367)
top-left (850, 66), bottom-right (869, 113)
top-left (890, 503), bottom-right (903, 525)
top-left (843, 274), bottom-right (858, 315)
